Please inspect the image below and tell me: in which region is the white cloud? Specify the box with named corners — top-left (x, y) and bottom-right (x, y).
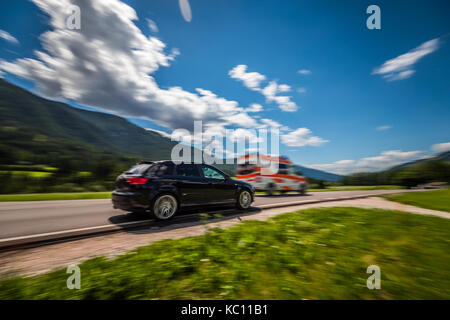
top-left (297, 69), bottom-right (311, 75)
top-left (296, 87), bottom-right (306, 94)
top-left (260, 81), bottom-right (298, 112)
top-left (228, 64), bottom-right (266, 90)
top-left (0, 30), bottom-right (19, 44)
top-left (308, 150), bottom-right (425, 175)
top-left (281, 128), bottom-right (329, 147)
top-left (259, 118), bottom-right (286, 130)
top-left (372, 38), bottom-right (440, 81)
top-left (278, 84), bottom-right (291, 92)
top-left (229, 128), bottom-right (262, 143)
top-left (376, 125), bottom-right (392, 131)
top-left (146, 19), bottom-right (158, 33)
top-left (0, 0), bottom-right (260, 132)
top-left (229, 65), bottom-right (298, 112)
top-left (246, 103), bottom-right (263, 113)
top-left (179, 0), bottom-right (192, 22)
top-left (431, 142), bottom-right (450, 153)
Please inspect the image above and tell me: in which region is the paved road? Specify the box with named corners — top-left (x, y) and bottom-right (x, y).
top-left (0, 189), bottom-right (417, 239)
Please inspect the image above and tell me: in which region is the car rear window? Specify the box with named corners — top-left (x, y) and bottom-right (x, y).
top-left (125, 164), bottom-right (152, 174)
top-left (176, 164), bottom-right (200, 177)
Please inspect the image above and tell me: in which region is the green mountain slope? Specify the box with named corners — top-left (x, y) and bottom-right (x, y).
top-left (0, 79), bottom-right (177, 168)
top-left (343, 151), bottom-right (450, 186)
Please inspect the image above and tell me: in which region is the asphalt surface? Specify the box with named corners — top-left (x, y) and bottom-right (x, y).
top-left (0, 189), bottom-right (416, 239)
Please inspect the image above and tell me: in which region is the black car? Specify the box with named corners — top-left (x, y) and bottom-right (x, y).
top-left (112, 161), bottom-right (255, 220)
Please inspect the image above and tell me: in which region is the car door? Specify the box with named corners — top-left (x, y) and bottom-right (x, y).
top-left (174, 164), bottom-right (207, 205)
top-left (200, 164), bottom-right (235, 203)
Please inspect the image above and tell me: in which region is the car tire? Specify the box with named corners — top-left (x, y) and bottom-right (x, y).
top-left (236, 189), bottom-right (252, 210)
top-left (150, 193), bottom-right (179, 220)
top-left (266, 183), bottom-right (276, 196)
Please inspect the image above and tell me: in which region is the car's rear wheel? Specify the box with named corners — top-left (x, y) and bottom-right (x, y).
top-left (151, 194), bottom-right (178, 220)
top-left (236, 189), bottom-right (252, 210)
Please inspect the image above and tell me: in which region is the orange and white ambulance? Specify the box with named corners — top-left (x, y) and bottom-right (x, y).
top-left (235, 154), bottom-right (308, 195)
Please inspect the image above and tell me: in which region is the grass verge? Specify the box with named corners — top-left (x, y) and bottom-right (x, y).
top-left (0, 192), bottom-right (111, 202)
top-left (382, 188), bottom-right (450, 212)
top-left (256, 185), bottom-right (404, 195)
top-left (309, 185), bottom-right (404, 192)
top-left (1, 207), bottom-right (449, 299)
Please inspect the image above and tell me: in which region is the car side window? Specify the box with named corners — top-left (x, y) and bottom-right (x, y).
top-left (126, 164), bottom-right (151, 174)
top-left (201, 166), bottom-right (225, 180)
top-left (147, 162), bottom-right (174, 176)
top-left (176, 164), bottom-right (200, 177)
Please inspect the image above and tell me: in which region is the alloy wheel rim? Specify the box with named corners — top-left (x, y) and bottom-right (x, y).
top-left (239, 191), bottom-right (251, 208)
top-left (154, 195), bottom-right (177, 219)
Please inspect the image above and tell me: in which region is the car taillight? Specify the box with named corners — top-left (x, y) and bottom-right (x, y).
top-left (126, 177), bottom-right (149, 185)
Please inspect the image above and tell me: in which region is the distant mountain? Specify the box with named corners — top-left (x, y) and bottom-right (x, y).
top-left (389, 151), bottom-right (450, 171)
top-left (343, 150), bottom-right (450, 186)
top-left (0, 78), bottom-right (177, 168)
top-left (295, 165), bottom-right (343, 182)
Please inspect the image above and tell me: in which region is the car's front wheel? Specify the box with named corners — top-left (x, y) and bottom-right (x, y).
top-left (236, 189), bottom-right (252, 210)
top-left (151, 194), bottom-right (178, 220)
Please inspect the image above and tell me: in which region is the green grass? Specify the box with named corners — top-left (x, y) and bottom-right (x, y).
top-left (0, 164), bottom-right (58, 172)
top-left (0, 192), bottom-right (111, 202)
top-left (382, 188), bottom-right (450, 212)
top-left (1, 207), bottom-right (449, 299)
top-left (309, 185), bottom-right (404, 192)
top-left (0, 171), bottom-right (53, 178)
top-left (256, 185), bottom-right (404, 195)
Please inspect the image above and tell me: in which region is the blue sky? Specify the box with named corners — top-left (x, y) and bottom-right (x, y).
top-left (0, 0), bottom-right (449, 174)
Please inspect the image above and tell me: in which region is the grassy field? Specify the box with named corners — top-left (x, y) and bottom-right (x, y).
top-left (1, 207), bottom-right (448, 299)
top-left (0, 192), bottom-right (111, 202)
top-left (382, 188), bottom-right (450, 212)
